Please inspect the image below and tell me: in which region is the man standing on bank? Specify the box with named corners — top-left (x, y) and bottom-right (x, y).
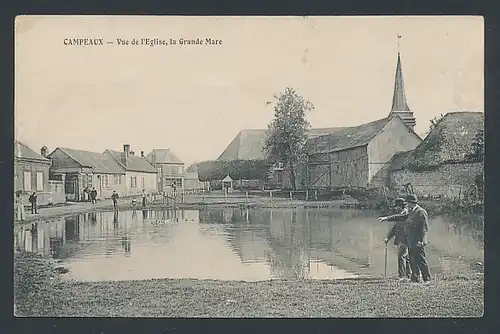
top-left (404, 194), bottom-right (431, 283)
top-left (28, 192), bottom-right (38, 214)
top-left (111, 190), bottom-right (119, 211)
top-left (378, 198), bottom-right (411, 280)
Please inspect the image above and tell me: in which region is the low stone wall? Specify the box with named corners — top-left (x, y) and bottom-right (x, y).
top-left (390, 162), bottom-right (483, 200)
top-left (48, 180), bottom-right (65, 204)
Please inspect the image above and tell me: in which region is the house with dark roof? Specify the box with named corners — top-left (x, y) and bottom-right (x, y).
top-left (14, 140), bottom-right (56, 205)
top-left (146, 148), bottom-right (185, 192)
top-left (103, 145), bottom-right (158, 196)
top-left (48, 147), bottom-right (125, 201)
top-left (389, 111), bottom-right (484, 200)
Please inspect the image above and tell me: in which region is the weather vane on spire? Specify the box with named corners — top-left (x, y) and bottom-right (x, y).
top-left (397, 34), bottom-right (402, 54)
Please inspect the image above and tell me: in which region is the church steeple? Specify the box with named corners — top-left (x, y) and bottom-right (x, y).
top-left (388, 36), bottom-right (416, 130)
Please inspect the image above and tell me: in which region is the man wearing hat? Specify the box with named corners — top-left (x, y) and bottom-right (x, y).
top-left (403, 194), bottom-right (431, 283)
top-left (378, 198), bottom-right (411, 279)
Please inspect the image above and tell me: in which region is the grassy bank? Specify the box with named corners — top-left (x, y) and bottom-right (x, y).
top-left (14, 251), bottom-right (483, 318)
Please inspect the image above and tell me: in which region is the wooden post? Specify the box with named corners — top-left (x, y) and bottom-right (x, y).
top-left (315, 190), bottom-right (318, 200)
top-left (306, 190), bottom-right (309, 201)
top-left (290, 191), bottom-right (293, 201)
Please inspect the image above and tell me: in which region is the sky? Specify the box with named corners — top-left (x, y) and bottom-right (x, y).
top-left (15, 16), bottom-right (484, 166)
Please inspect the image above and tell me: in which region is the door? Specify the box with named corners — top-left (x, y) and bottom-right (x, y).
top-left (97, 175), bottom-right (103, 198)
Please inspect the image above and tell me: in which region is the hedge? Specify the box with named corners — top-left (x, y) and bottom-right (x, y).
top-left (196, 159), bottom-right (271, 181)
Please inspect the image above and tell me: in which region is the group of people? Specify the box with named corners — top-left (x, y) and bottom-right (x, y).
top-left (83, 186), bottom-right (98, 204)
top-left (83, 187), bottom-right (151, 211)
top-left (378, 194), bottom-right (431, 283)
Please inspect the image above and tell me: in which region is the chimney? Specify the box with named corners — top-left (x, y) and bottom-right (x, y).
top-left (40, 146), bottom-right (48, 158)
top-left (122, 144), bottom-right (130, 165)
top-left (123, 144), bottom-right (130, 157)
top-left (141, 151), bottom-right (144, 158)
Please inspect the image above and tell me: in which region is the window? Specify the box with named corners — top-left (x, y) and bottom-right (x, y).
top-left (141, 177), bottom-right (145, 188)
top-left (88, 174), bottom-right (93, 187)
top-left (114, 175), bottom-right (121, 184)
top-left (130, 177), bottom-right (137, 188)
top-left (104, 175), bottom-right (109, 188)
top-left (23, 171), bottom-right (31, 191)
top-left (277, 172), bottom-right (283, 183)
top-left (36, 172), bottom-right (44, 191)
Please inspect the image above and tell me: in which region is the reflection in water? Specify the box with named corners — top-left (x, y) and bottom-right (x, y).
top-left (15, 208), bottom-right (484, 282)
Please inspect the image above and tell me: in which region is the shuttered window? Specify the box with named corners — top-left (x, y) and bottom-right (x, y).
top-left (36, 172), bottom-right (44, 191)
top-left (24, 171), bottom-right (31, 191)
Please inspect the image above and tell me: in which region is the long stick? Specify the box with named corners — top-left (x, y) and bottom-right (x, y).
top-left (384, 244), bottom-right (388, 278)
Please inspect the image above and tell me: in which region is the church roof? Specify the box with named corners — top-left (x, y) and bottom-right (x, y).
top-left (305, 117), bottom-right (392, 154)
top-left (390, 53), bottom-right (411, 113)
top-left (217, 127), bottom-right (345, 161)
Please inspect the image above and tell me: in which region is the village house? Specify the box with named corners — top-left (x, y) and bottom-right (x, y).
top-left (103, 145), bottom-right (158, 196)
top-left (15, 141), bottom-right (65, 205)
top-left (215, 50), bottom-right (422, 190)
top-left (47, 147), bottom-right (125, 201)
top-left (388, 111), bottom-right (484, 201)
top-left (146, 148), bottom-right (185, 192)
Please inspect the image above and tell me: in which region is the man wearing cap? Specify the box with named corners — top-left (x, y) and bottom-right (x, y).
top-left (403, 194), bottom-right (431, 283)
top-left (377, 198), bottom-right (411, 279)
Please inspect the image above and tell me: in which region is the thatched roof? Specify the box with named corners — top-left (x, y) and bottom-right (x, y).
top-left (217, 127), bottom-right (345, 161)
top-left (403, 111), bottom-right (484, 170)
top-left (388, 150), bottom-right (414, 171)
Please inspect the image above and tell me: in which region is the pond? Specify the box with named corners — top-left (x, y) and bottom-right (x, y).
top-left (14, 208), bottom-right (484, 282)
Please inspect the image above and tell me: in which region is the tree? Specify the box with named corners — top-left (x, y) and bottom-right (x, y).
top-left (186, 163), bottom-right (198, 172)
top-left (426, 113), bottom-right (444, 135)
top-left (264, 87), bottom-right (313, 191)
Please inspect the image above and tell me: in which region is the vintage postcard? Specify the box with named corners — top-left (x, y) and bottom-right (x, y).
top-left (14, 15), bottom-right (484, 317)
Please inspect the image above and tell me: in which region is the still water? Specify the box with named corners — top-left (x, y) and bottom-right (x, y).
top-left (14, 208), bottom-right (484, 282)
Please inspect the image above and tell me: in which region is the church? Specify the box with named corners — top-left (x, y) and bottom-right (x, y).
top-left (217, 50), bottom-right (423, 190)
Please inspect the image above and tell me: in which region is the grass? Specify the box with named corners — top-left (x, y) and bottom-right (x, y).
top-left (14, 251), bottom-right (483, 318)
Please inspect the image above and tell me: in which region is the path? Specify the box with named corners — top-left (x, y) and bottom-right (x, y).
top-left (22, 198), bottom-right (128, 222)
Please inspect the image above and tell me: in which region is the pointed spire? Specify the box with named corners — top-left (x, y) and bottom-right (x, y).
top-left (388, 36), bottom-right (416, 130)
top-left (391, 53), bottom-right (410, 112)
